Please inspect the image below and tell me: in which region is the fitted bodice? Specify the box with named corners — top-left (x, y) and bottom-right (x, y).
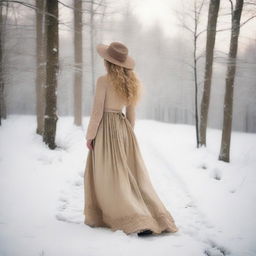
top-left (85, 74), bottom-right (136, 140)
top-left (104, 79), bottom-right (128, 112)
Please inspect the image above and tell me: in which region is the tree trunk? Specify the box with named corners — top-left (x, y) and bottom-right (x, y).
top-left (90, 0), bottom-right (95, 94)
top-left (36, 0), bottom-right (47, 135)
top-left (43, 0), bottom-right (59, 149)
top-left (219, 0), bottom-right (244, 162)
top-left (193, 6), bottom-right (199, 148)
top-left (73, 0), bottom-right (83, 126)
top-left (0, 3), bottom-right (7, 125)
top-left (193, 39), bottom-right (199, 148)
top-left (0, 3), bottom-right (3, 126)
top-left (199, 0), bottom-right (220, 147)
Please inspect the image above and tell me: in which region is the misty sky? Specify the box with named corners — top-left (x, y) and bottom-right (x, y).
top-left (59, 0), bottom-right (256, 55)
top-left (4, 0), bottom-right (255, 132)
top-left (121, 0), bottom-right (256, 53)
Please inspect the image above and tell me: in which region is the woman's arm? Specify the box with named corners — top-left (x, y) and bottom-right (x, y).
top-left (125, 104), bottom-right (136, 129)
top-left (85, 76), bottom-right (107, 140)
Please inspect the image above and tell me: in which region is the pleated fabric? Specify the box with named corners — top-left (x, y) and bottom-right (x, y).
top-left (83, 109), bottom-right (179, 235)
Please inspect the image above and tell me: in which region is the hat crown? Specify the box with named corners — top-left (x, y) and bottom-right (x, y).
top-left (107, 42), bottom-right (128, 63)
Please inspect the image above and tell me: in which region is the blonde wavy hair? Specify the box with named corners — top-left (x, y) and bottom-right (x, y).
top-left (104, 59), bottom-right (143, 106)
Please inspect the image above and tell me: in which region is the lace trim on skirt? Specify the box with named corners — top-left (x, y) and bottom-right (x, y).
top-left (84, 206), bottom-right (179, 235)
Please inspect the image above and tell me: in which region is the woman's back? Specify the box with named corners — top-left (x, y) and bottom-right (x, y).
top-left (103, 74), bottom-right (128, 111)
top-left (85, 74), bottom-right (136, 140)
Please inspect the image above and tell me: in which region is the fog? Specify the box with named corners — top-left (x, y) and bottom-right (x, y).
top-left (3, 0), bottom-right (256, 132)
top-left (1, 1), bottom-right (256, 253)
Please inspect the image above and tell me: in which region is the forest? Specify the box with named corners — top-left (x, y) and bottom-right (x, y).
top-left (0, 0), bottom-right (256, 255)
top-left (0, 0), bottom-right (255, 158)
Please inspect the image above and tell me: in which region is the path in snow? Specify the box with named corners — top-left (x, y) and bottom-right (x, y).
top-left (55, 129), bottom-right (234, 256)
top-left (141, 136), bottom-right (231, 256)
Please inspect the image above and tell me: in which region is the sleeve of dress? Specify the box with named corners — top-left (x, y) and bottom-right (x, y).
top-left (85, 76), bottom-right (107, 140)
top-left (125, 103), bottom-right (136, 129)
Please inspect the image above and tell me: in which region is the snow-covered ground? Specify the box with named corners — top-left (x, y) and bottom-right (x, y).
top-left (0, 115), bottom-right (255, 256)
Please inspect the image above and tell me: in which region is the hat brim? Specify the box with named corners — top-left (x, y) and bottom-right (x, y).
top-left (96, 43), bottom-right (135, 69)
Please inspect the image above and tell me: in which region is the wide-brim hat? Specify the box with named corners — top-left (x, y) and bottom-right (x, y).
top-left (96, 42), bottom-right (135, 69)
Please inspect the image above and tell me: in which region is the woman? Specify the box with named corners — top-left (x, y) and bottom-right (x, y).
top-left (83, 41), bottom-right (178, 236)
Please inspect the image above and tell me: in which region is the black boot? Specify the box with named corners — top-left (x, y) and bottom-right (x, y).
top-left (137, 229), bottom-right (153, 236)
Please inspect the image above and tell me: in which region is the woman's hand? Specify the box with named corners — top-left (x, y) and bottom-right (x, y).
top-left (86, 139), bottom-right (94, 151)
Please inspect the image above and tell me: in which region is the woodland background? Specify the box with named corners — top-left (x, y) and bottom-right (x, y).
top-left (0, 0), bottom-right (256, 159)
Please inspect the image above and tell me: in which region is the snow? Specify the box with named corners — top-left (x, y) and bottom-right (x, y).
top-left (0, 115), bottom-right (255, 256)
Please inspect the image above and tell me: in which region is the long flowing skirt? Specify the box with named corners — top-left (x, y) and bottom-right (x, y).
top-left (83, 109), bottom-right (179, 235)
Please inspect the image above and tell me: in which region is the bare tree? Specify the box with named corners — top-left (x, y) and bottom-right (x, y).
top-left (199, 0), bottom-right (220, 147)
top-left (0, 3), bottom-right (4, 126)
top-left (0, 2), bottom-right (8, 125)
top-left (86, 0), bottom-right (111, 95)
top-left (192, 0), bottom-right (206, 148)
top-left (36, 0), bottom-right (47, 135)
top-left (73, 0), bottom-right (110, 124)
top-left (43, 0), bottom-right (59, 149)
top-left (179, 0), bottom-right (206, 148)
top-left (73, 0), bottom-right (83, 126)
top-left (219, 0), bottom-right (244, 162)
top-left (89, 0), bottom-right (96, 95)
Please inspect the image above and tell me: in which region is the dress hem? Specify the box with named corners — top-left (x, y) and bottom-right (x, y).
top-left (84, 206), bottom-right (179, 235)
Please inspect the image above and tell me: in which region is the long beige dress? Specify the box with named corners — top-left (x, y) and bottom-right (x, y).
top-left (83, 74), bottom-right (178, 235)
